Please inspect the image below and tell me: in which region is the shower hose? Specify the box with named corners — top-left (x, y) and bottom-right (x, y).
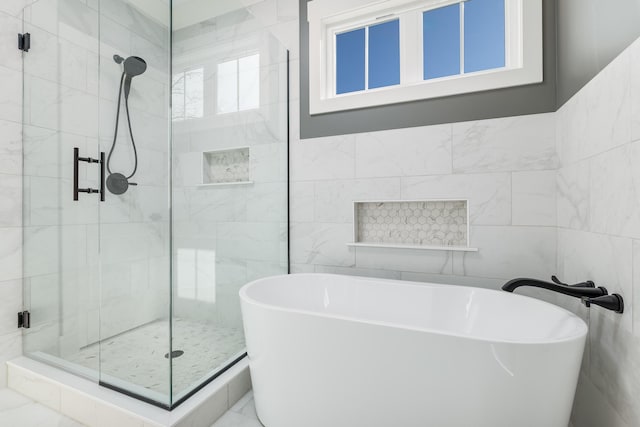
top-left (107, 72), bottom-right (139, 180)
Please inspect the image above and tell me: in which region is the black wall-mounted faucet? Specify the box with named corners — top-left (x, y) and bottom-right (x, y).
top-left (502, 277), bottom-right (608, 299)
top-left (502, 276), bottom-right (624, 314)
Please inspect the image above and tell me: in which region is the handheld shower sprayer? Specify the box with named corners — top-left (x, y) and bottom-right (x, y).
top-left (106, 54), bottom-right (147, 195)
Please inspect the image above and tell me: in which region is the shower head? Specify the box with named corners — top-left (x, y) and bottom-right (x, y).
top-left (114, 56), bottom-right (147, 99)
top-left (124, 56), bottom-right (147, 77)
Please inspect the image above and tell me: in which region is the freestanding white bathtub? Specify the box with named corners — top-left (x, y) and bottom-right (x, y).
top-left (240, 274), bottom-right (587, 427)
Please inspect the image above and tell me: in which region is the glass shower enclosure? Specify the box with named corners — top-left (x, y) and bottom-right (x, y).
top-left (21, 0), bottom-right (289, 408)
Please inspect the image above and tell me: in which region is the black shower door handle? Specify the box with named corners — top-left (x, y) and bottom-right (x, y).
top-left (73, 147), bottom-right (79, 201)
top-left (73, 147), bottom-right (106, 202)
top-left (100, 151), bottom-right (105, 201)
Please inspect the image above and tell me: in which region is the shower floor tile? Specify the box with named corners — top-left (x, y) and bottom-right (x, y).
top-left (66, 318), bottom-right (245, 398)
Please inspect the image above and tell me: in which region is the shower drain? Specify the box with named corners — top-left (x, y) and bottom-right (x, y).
top-left (164, 350), bottom-right (185, 359)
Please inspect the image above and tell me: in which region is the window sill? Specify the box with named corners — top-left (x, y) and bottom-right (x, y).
top-left (196, 181), bottom-right (254, 188)
top-left (310, 65), bottom-right (542, 115)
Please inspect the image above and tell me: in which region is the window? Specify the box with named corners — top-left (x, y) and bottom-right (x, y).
top-left (423, 4), bottom-right (461, 80)
top-left (463, 0), bottom-right (506, 73)
top-left (217, 53), bottom-right (260, 114)
top-left (336, 19), bottom-right (400, 94)
top-left (308, 0), bottom-right (543, 114)
top-left (172, 68), bottom-right (204, 121)
top-left (422, 0), bottom-right (506, 79)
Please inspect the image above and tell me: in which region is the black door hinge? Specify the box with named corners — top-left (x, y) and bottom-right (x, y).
top-left (17, 311), bottom-right (30, 329)
top-left (18, 33), bottom-right (30, 52)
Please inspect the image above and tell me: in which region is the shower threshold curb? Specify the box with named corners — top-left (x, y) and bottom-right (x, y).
top-left (6, 356), bottom-right (251, 427)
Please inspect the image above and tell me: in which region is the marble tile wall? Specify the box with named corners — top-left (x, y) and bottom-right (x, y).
top-left (0, 0), bottom-right (27, 387)
top-left (556, 36), bottom-right (640, 427)
top-left (288, 113), bottom-right (559, 289)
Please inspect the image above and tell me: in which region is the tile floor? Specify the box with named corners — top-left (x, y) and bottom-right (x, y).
top-left (211, 391), bottom-right (263, 427)
top-left (65, 318), bottom-right (245, 397)
top-left (0, 388), bottom-right (261, 427)
top-left (0, 388), bottom-right (84, 427)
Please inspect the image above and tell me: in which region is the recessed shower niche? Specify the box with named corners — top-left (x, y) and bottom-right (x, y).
top-left (201, 147), bottom-right (252, 186)
top-left (348, 200), bottom-right (477, 251)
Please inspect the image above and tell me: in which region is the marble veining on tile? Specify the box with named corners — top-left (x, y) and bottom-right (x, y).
top-left (554, 33), bottom-right (640, 427)
top-left (0, 388), bottom-right (85, 427)
top-left (356, 201), bottom-right (468, 247)
top-left (211, 391), bottom-right (263, 427)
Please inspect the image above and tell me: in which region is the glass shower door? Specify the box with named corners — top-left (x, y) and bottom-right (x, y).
top-left (21, 0), bottom-right (102, 378)
top-left (96, 0), bottom-right (172, 406)
top-left (21, 0), bottom-right (173, 407)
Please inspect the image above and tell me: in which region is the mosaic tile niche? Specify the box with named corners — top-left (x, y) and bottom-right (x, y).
top-left (202, 147), bottom-right (250, 184)
top-left (354, 200), bottom-right (469, 248)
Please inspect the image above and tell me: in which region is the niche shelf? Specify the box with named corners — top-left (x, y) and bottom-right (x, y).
top-left (199, 147), bottom-right (253, 186)
top-left (347, 200), bottom-right (477, 252)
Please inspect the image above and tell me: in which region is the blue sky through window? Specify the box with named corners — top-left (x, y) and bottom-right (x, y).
top-left (368, 19), bottom-right (400, 89)
top-left (423, 4), bottom-right (461, 80)
top-left (336, 0), bottom-right (507, 95)
top-left (464, 0), bottom-right (506, 73)
top-left (336, 28), bottom-right (365, 94)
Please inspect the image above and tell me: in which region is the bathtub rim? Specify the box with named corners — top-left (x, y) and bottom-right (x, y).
top-left (240, 273), bottom-right (588, 346)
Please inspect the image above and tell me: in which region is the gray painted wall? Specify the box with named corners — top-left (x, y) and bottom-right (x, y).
top-left (556, 0), bottom-right (640, 106)
top-left (299, 0), bottom-right (557, 139)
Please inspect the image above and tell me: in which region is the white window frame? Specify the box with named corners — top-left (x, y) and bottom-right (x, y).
top-left (308, 0), bottom-right (542, 115)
